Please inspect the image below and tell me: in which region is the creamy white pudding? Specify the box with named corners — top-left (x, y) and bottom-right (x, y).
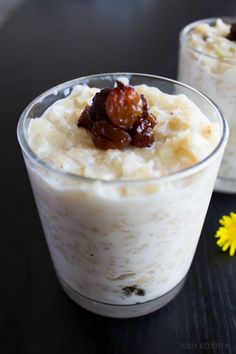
top-left (18, 75), bottom-right (227, 317)
top-left (28, 83), bottom-right (220, 180)
top-left (178, 18), bottom-right (236, 192)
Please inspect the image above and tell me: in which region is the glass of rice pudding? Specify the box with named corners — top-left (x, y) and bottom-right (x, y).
top-left (178, 17), bottom-right (236, 193)
top-left (17, 73), bottom-right (228, 318)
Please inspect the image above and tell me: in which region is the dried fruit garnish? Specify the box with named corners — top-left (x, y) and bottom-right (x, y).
top-left (91, 120), bottom-right (131, 150)
top-left (77, 106), bottom-right (92, 131)
top-left (77, 80), bottom-right (157, 150)
top-left (226, 23), bottom-right (236, 41)
top-left (131, 114), bottom-right (155, 148)
top-left (122, 285), bottom-right (145, 296)
top-left (141, 94), bottom-right (149, 113)
top-left (89, 88), bottom-right (111, 122)
top-left (106, 81), bottom-right (142, 129)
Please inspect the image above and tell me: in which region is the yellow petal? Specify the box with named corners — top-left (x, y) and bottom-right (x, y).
top-left (222, 242), bottom-right (230, 251)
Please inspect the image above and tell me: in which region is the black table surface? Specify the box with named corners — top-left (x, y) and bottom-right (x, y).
top-left (1, 0), bottom-right (236, 353)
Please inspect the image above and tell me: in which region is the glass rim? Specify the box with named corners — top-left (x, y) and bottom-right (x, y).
top-left (179, 17), bottom-right (236, 64)
top-left (17, 72), bottom-right (229, 186)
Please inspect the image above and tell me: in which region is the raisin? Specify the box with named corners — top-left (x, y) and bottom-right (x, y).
top-left (91, 120), bottom-right (131, 150)
top-left (131, 115), bottom-right (155, 148)
top-left (106, 81), bottom-right (142, 129)
top-left (141, 95), bottom-right (157, 128)
top-left (122, 285), bottom-right (145, 296)
top-left (141, 94), bottom-right (149, 113)
top-left (77, 106), bottom-right (92, 131)
top-left (89, 88), bottom-right (111, 122)
top-left (135, 288), bottom-right (145, 296)
top-left (77, 81), bottom-right (157, 150)
top-left (226, 23), bottom-right (236, 41)
top-left (145, 112), bottom-right (157, 128)
top-left (122, 286), bottom-right (136, 297)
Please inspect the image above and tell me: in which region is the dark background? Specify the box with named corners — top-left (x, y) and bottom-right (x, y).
top-left (0, 0), bottom-right (236, 353)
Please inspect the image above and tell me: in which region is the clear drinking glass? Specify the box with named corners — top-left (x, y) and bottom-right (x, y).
top-left (178, 17), bottom-right (236, 193)
top-left (17, 73), bottom-right (228, 318)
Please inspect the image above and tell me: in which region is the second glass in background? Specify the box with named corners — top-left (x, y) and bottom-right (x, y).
top-left (178, 17), bottom-right (236, 193)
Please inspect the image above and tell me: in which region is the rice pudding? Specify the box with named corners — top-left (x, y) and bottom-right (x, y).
top-left (18, 74), bottom-right (227, 317)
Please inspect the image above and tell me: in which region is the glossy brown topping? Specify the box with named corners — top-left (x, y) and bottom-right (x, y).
top-left (77, 81), bottom-right (157, 150)
top-left (226, 23), bottom-right (236, 41)
top-left (105, 81), bottom-right (142, 129)
top-left (131, 114), bottom-right (155, 148)
top-left (77, 106), bottom-right (92, 130)
top-left (89, 88), bottom-right (111, 122)
top-left (91, 120), bottom-right (131, 150)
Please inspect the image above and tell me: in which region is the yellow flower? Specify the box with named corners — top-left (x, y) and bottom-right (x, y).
top-left (215, 212), bottom-right (236, 256)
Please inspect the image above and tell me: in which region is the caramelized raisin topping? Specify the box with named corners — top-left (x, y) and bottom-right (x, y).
top-left (77, 106), bottom-right (92, 131)
top-left (91, 120), bottom-right (131, 150)
top-left (89, 88), bottom-right (111, 122)
top-left (141, 94), bottom-right (149, 113)
top-left (77, 80), bottom-right (157, 150)
top-left (106, 80), bottom-right (142, 129)
top-left (145, 112), bottom-right (157, 128)
top-left (131, 115), bottom-right (155, 148)
top-left (226, 23), bottom-right (236, 41)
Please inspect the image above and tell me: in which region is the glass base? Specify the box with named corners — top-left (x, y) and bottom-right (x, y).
top-left (215, 176), bottom-right (236, 194)
top-left (58, 275), bottom-right (187, 318)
